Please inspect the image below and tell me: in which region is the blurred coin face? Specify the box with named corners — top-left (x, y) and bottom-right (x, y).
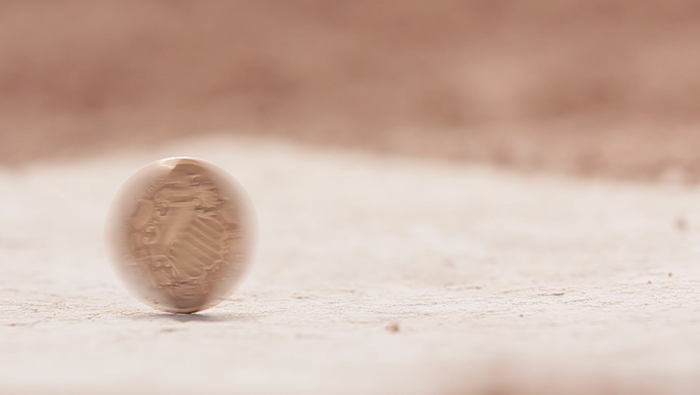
top-left (106, 157), bottom-right (257, 313)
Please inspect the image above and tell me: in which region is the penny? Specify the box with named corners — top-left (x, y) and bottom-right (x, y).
top-left (106, 157), bottom-right (257, 313)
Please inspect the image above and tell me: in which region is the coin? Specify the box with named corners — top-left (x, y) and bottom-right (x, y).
top-left (106, 157), bottom-right (257, 313)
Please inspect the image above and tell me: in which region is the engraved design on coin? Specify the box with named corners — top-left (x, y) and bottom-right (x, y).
top-left (107, 158), bottom-right (257, 313)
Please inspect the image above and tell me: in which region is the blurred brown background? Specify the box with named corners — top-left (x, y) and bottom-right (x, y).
top-left (2, 0), bottom-right (700, 180)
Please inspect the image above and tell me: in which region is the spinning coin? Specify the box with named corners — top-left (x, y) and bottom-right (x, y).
top-left (106, 157), bottom-right (257, 313)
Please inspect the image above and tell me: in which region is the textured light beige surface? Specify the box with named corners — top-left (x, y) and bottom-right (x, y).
top-left (1, 135), bottom-right (700, 395)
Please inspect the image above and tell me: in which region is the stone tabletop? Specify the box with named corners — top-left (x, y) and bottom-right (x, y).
top-left (1, 135), bottom-right (699, 395)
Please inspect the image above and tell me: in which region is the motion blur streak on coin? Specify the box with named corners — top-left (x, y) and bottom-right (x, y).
top-left (106, 157), bottom-right (258, 313)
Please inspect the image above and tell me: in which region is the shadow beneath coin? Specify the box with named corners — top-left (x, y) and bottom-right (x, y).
top-left (126, 312), bottom-right (256, 323)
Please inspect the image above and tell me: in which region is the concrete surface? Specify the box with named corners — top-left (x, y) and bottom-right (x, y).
top-left (1, 135), bottom-right (700, 394)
